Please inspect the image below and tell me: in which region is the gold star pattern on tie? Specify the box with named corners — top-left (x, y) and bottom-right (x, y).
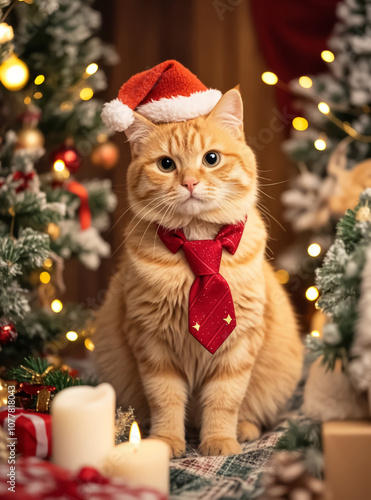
top-left (223, 314), bottom-right (232, 325)
top-left (192, 323), bottom-right (200, 331)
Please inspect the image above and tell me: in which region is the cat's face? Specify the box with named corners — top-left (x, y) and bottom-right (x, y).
top-left (126, 89), bottom-right (257, 229)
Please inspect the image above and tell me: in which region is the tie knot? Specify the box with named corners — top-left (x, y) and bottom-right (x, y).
top-left (183, 240), bottom-right (222, 276)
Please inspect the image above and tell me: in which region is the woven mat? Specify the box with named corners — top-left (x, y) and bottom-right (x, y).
top-left (170, 389), bottom-right (305, 499)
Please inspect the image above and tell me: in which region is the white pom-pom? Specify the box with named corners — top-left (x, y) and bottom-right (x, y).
top-left (101, 99), bottom-right (134, 132)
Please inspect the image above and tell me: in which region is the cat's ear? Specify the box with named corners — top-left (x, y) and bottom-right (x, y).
top-left (208, 88), bottom-right (243, 139)
top-left (124, 111), bottom-right (156, 146)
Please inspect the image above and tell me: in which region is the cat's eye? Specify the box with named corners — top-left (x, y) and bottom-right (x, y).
top-left (157, 157), bottom-right (176, 172)
top-left (203, 151), bottom-right (221, 167)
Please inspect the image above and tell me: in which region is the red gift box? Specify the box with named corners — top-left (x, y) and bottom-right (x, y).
top-left (0, 406), bottom-right (51, 458)
top-left (0, 457), bottom-right (168, 500)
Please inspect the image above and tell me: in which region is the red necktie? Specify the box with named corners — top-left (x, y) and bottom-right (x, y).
top-left (158, 220), bottom-right (246, 354)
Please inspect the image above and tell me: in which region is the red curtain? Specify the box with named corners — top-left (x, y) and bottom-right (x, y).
top-left (250, 0), bottom-right (341, 115)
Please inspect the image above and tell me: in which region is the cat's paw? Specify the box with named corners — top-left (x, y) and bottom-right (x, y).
top-left (237, 420), bottom-right (261, 442)
top-left (148, 434), bottom-right (186, 459)
top-left (199, 437), bottom-right (241, 456)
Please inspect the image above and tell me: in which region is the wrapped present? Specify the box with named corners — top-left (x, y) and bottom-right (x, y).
top-left (323, 420), bottom-right (371, 500)
top-left (0, 406), bottom-right (51, 458)
top-left (0, 456), bottom-right (168, 500)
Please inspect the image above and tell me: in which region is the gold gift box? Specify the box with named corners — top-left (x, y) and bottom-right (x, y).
top-left (323, 420), bottom-right (371, 500)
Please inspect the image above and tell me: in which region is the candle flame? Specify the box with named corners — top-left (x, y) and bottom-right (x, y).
top-left (129, 421), bottom-right (141, 445)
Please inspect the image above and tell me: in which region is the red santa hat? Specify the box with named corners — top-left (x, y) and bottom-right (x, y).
top-left (101, 60), bottom-right (222, 132)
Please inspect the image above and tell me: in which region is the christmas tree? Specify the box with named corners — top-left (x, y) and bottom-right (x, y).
top-left (273, 0), bottom-right (371, 322)
top-left (0, 0), bottom-right (118, 365)
top-left (308, 188), bottom-right (371, 392)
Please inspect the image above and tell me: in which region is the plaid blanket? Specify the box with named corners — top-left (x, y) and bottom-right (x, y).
top-left (170, 390), bottom-right (305, 499)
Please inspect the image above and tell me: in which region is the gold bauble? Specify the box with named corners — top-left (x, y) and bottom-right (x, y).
top-left (91, 141), bottom-right (119, 169)
top-left (0, 378), bottom-right (17, 407)
top-left (16, 128), bottom-right (44, 150)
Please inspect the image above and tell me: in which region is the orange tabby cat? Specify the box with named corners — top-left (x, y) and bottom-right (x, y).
top-left (94, 89), bottom-right (303, 457)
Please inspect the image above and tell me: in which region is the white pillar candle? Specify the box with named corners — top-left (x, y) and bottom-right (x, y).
top-left (103, 422), bottom-right (170, 495)
top-left (52, 383), bottom-right (116, 472)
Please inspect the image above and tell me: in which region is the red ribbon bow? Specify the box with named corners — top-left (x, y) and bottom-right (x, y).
top-left (12, 171), bottom-right (35, 193)
top-left (66, 180), bottom-right (92, 230)
top-left (158, 219), bottom-right (246, 353)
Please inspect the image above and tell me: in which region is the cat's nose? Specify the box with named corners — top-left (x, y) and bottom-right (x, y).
top-left (182, 177), bottom-right (199, 193)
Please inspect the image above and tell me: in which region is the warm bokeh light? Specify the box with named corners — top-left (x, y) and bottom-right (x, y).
top-left (34, 74), bottom-right (45, 85)
top-left (47, 222), bottom-right (60, 240)
top-left (306, 286), bottom-right (319, 301)
top-left (53, 159), bottom-right (65, 172)
top-left (292, 117), bottom-right (309, 131)
top-left (311, 330), bottom-right (321, 337)
top-left (80, 87), bottom-right (93, 100)
top-left (275, 269), bottom-right (289, 285)
top-left (44, 258), bottom-right (53, 268)
top-left (96, 133), bottom-right (108, 143)
top-left (318, 102), bottom-right (330, 114)
top-left (86, 63), bottom-right (98, 75)
top-left (61, 168), bottom-right (70, 179)
top-left (39, 271), bottom-right (51, 284)
top-left (298, 76), bottom-right (313, 88)
top-left (0, 54), bottom-right (29, 91)
top-left (66, 331), bottom-right (78, 341)
top-left (0, 23), bottom-right (14, 44)
top-left (314, 139), bottom-right (327, 151)
top-left (24, 96), bottom-right (31, 105)
top-left (60, 101), bottom-right (74, 111)
top-left (129, 422), bottom-right (141, 444)
top-left (84, 338), bottom-right (95, 351)
top-left (33, 91), bottom-right (42, 99)
top-left (321, 50), bottom-right (335, 63)
top-left (51, 299), bottom-right (63, 313)
top-left (261, 71), bottom-right (278, 85)
top-left (307, 243), bottom-right (321, 257)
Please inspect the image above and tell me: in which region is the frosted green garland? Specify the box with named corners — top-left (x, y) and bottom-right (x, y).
top-left (308, 188), bottom-right (371, 371)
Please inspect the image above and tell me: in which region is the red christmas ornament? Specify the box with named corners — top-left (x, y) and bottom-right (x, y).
top-left (51, 145), bottom-right (82, 173)
top-left (18, 105), bottom-right (42, 127)
top-left (0, 321), bottom-right (17, 347)
top-left (90, 141), bottom-right (119, 169)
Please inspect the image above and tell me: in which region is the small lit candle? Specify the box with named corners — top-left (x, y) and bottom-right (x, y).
top-left (103, 422), bottom-right (170, 495)
top-left (52, 383), bottom-right (115, 471)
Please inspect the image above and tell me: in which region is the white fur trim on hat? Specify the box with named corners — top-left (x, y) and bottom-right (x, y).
top-left (137, 89), bottom-right (222, 123)
top-left (101, 99), bottom-right (134, 132)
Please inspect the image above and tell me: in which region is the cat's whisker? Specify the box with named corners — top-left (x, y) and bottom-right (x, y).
top-left (259, 180), bottom-right (288, 187)
top-left (112, 197), bottom-right (177, 258)
top-left (137, 197), bottom-right (179, 253)
top-left (257, 202), bottom-right (286, 232)
top-left (152, 199), bottom-right (178, 256)
top-left (110, 194), bottom-right (172, 234)
top-left (257, 188), bottom-right (275, 201)
top-left (125, 197), bottom-right (177, 242)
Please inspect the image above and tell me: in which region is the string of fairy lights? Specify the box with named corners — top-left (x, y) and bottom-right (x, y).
top-left (264, 49), bottom-right (348, 332)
